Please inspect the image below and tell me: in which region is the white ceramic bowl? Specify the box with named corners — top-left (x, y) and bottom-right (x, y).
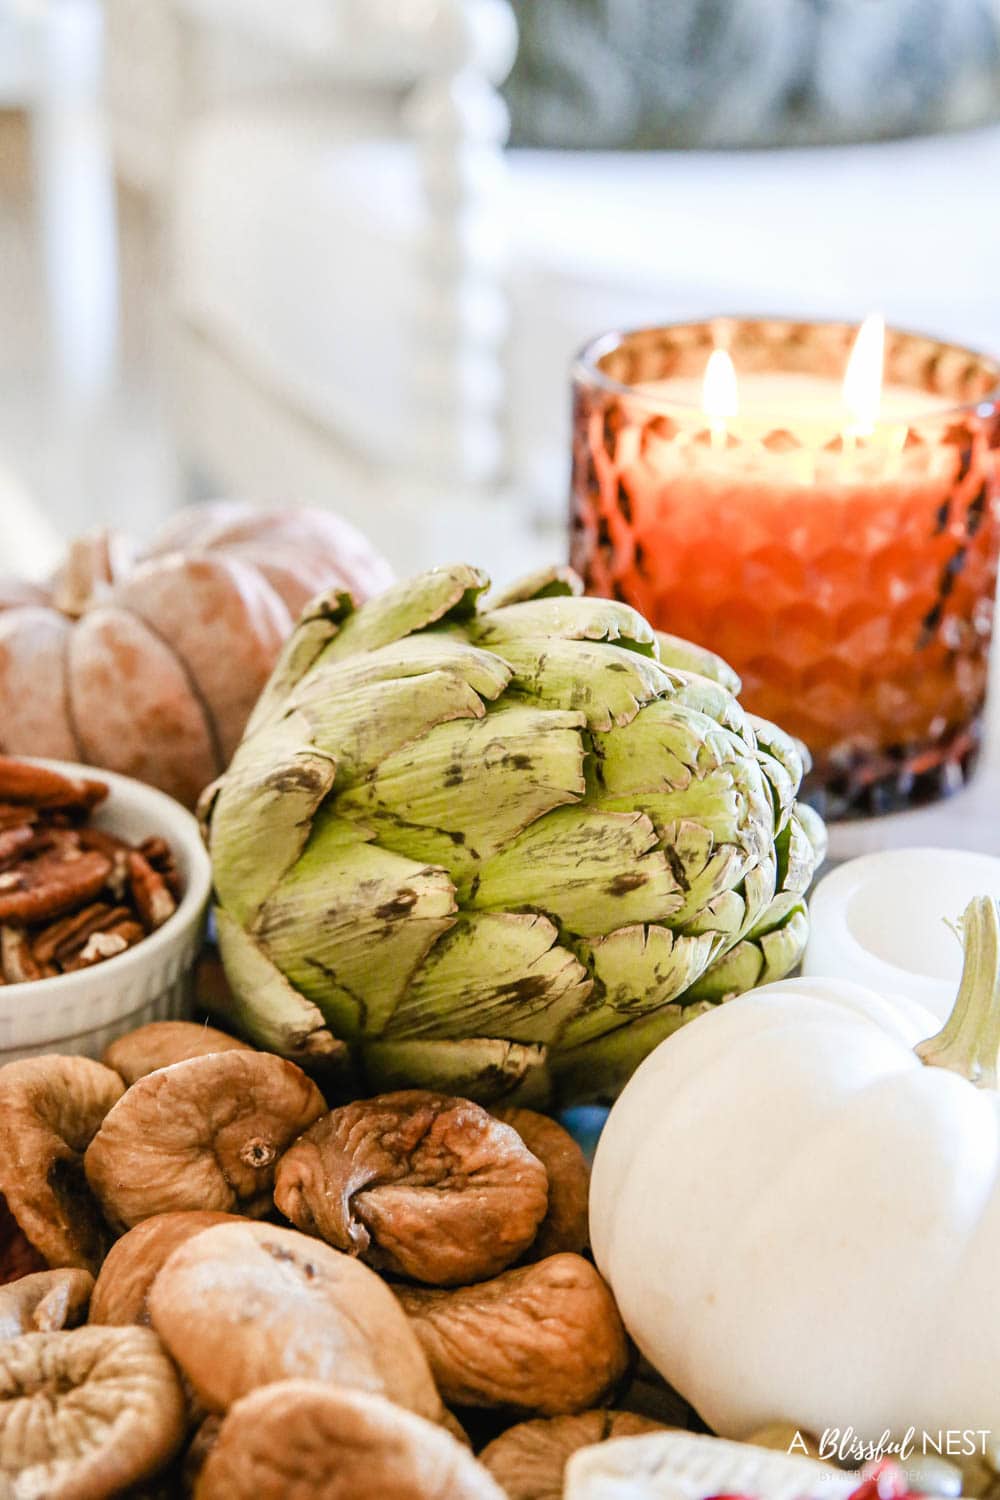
top-left (0, 760), bottom-right (213, 1062)
top-left (803, 846), bottom-right (1000, 1021)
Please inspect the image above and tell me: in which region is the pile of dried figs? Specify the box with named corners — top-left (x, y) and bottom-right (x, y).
top-left (0, 1020), bottom-right (671, 1499)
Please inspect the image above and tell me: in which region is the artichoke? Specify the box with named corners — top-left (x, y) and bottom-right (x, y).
top-left (204, 565), bottom-right (825, 1106)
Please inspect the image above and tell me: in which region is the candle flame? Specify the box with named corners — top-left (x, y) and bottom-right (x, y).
top-left (702, 348), bottom-right (739, 447)
top-left (703, 349), bottom-right (739, 425)
top-left (842, 312), bottom-right (885, 437)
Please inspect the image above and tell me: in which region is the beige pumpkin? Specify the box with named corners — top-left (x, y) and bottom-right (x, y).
top-left (0, 503), bottom-right (393, 806)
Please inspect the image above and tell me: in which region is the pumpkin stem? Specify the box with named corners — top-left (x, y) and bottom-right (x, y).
top-left (915, 896), bottom-right (1000, 1087)
top-left (51, 533), bottom-right (132, 618)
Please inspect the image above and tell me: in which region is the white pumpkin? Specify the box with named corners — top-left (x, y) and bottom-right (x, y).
top-left (590, 896), bottom-right (1000, 1443)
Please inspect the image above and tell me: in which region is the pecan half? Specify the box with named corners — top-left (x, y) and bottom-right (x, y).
top-left (0, 804), bottom-right (39, 832)
top-left (68, 932), bottom-right (127, 970)
top-left (138, 837), bottom-right (183, 897)
top-left (0, 826), bottom-right (34, 867)
top-left (0, 847), bottom-right (112, 924)
top-left (1, 926), bottom-right (47, 984)
top-left (65, 920), bottom-right (145, 971)
top-left (33, 902), bottom-right (120, 965)
top-left (0, 757), bottom-right (108, 811)
top-left (128, 851), bottom-right (177, 930)
top-left (77, 827), bottom-right (131, 860)
top-left (78, 829), bottom-right (132, 900)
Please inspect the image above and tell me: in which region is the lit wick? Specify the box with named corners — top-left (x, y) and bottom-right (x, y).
top-left (702, 348), bottom-right (739, 451)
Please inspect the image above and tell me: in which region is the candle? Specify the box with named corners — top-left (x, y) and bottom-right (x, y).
top-left (570, 317), bottom-right (1000, 820)
top-left (803, 848), bottom-right (1000, 1020)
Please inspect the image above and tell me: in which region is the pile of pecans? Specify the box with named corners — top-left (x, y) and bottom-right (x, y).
top-left (0, 757), bottom-right (180, 984)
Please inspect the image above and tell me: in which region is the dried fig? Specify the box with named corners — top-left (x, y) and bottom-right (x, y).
top-left (397, 1253), bottom-right (629, 1416)
top-left (195, 1382), bottom-right (505, 1500)
top-left (0, 1325), bottom-right (186, 1498)
top-left (274, 1091), bottom-right (549, 1286)
top-left (0, 1268), bottom-right (93, 1341)
top-left (84, 1051), bottom-right (326, 1230)
top-left (0, 1198), bottom-right (46, 1285)
top-left (184, 1415), bottom-right (223, 1496)
top-left (102, 1021), bottom-right (253, 1087)
top-left (0, 1056), bottom-right (124, 1275)
top-left (494, 1108), bottom-right (590, 1258)
top-left (479, 1411), bottom-right (666, 1500)
top-left (148, 1220), bottom-right (444, 1421)
top-left (90, 1211), bottom-right (243, 1326)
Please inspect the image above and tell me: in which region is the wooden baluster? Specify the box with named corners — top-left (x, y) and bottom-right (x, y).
top-left (402, 0), bottom-right (516, 486)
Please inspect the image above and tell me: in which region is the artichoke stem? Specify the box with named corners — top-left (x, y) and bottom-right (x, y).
top-left (915, 896), bottom-right (1000, 1088)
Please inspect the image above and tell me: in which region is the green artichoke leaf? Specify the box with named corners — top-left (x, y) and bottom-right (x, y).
top-left (735, 852), bottom-right (778, 940)
top-left (596, 774), bottom-right (763, 868)
top-left (775, 809), bottom-right (822, 895)
top-left (681, 886), bottom-right (746, 938)
top-left (209, 711), bottom-right (336, 926)
top-left (751, 714), bottom-right (807, 778)
top-left (471, 807), bottom-right (685, 935)
top-left (472, 596), bottom-right (657, 657)
top-left (297, 633), bottom-right (513, 707)
top-left (662, 820), bottom-right (751, 929)
top-left (245, 589), bottom-right (356, 736)
top-left (669, 673), bottom-right (750, 737)
top-left (558, 923), bottom-right (720, 1051)
top-left (686, 893), bottom-right (808, 1003)
top-left (795, 800), bottom-right (829, 866)
top-left (758, 905), bottom-right (809, 983)
top-left (384, 911), bottom-right (591, 1045)
top-left (489, 566), bottom-right (583, 606)
top-left (553, 999), bottom-right (715, 1105)
top-left (287, 636), bottom-right (515, 786)
top-left (299, 674), bottom-right (488, 791)
top-left (685, 941), bottom-right (764, 1003)
top-left (750, 715), bottom-right (808, 832)
top-left (335, 704), bottom-right (587, 870)
top-left (215, 907), bottom-right (348, 1069)
top-left (593, 698), bottom-right (755, 795)
top-left (745, 889), bottom-right (804, 941)
top-left (255, 812), bottom-right (457, 1040)
top-left (755, 750), bottom-right (797, 834)
top-left (655, 631), bottom-right (741, 694)
top-left (498, 636), bottom-right (681, 731)
top-left (319, 564), bottom-right (489, 662)
top-left (364, 1037), bottom-right (551, 1108)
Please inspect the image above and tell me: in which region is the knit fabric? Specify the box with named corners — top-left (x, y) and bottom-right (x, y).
top-left (504, 0), bottom-right (1000, 148)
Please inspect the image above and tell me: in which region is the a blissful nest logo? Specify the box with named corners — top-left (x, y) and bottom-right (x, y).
top-left (788, 1428), bottom-right (993, 1463)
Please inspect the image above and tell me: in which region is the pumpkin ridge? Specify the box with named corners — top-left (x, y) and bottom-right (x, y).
top-left (115, 602), bottom-right (225, 777)
top-left (59, 612), bottom-right (87, 765)
top-left (66, 606), bottom-right (221, 805)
